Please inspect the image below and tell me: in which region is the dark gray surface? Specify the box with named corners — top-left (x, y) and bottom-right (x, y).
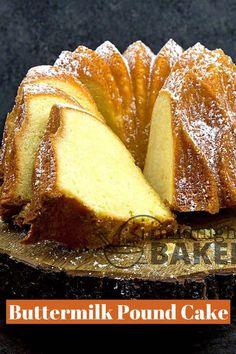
top-left (0, 0), bottom-right (236, 352)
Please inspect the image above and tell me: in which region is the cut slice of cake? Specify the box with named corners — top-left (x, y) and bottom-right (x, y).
top-left (0, 65), bottom-right (104, 188)
top-left (144, 44), bottom-right (236, 213)
top-left (23, 105), bottom-right (175, 249)
top-left (0, 85), bottom-right (81, 218)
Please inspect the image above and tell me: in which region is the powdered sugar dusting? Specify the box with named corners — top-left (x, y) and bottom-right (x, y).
top-left (54, 51), bottom-right (80, 76)
top-left (26, 65), bottom-right (77, 79)
top-left (3, 39), bottom-right (236, 218)
top-left (44, 40), bottom-right (236, 212)
top-left (96, 41), bottom-right (132, 77)
top-left (96, 41), bottom-right (118, 60)
top-left (23, 83), bottom-right (63, 95)
top-left (123, 40), bottom-right (155, 70)
top-left (156, 39), bottom-right (183, 67)
top-left (162, 42), bottom-right (236, 211)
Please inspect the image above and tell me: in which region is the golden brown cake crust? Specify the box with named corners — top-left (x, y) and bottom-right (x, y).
top-left (54, 41), bottom-right (183, 169)
top-left (24, 106), bottom-right (175, 249)
top-left (96, 41), bottom-right (137, 161)
top-left (123, 41), bottom-right (155, 169)
top-left (25, 193), bottom-right (175, 249)
top-left (54, 48), bottom-right (125, 138)
top-left (96, 42), bottom-right (135, 119)
top-left (148, 39), bottom-right (183, 120)
top-left (0, 99), bottom-right (26, 219)
top-left (162, 44), bottom-right (236, 213)
top-left (172, 107), bottom-right (220, 213)
top-left (0, 106), bottom-right (18, 185)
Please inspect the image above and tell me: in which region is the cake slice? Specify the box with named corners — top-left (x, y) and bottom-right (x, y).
top-left (0, 85), bottom-right (81, 218)
top-left (144, 44), bottom-right (236, 213)
top-left (0, 65), bottom-right (104, 187)
top-left (23, 105), bottom-right (175, 249)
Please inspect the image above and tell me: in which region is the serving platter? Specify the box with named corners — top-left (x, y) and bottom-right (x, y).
top-left (0, 210), bottom-right (236, 299)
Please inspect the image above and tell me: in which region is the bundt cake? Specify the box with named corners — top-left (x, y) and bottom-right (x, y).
top-left (0, 84), bottom-right (81, 218)
top-left (144, 43), bottom-right (236, 214)
top-left (1, 39), bottom-right (235, 249)
top-left (23, 105), bottom-right (175, 249)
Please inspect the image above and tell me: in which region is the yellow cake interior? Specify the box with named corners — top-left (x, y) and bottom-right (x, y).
top-left (144, 91), bottom-right (174, 205)
top-left (53, 107), bottom-right (173, 221)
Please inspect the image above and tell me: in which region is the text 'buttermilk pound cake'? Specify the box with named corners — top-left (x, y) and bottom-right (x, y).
top-left (144, 43), bottom-right (236, 214)
top-left (23, 105), bottom-right (175, 249)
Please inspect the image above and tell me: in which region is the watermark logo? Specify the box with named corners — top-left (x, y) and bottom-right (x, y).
top-left (103, 215), bottom-right (160, 269)
top-left (99, 215), bottom-right (236, 269)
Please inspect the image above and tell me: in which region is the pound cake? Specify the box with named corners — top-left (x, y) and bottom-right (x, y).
top-left (144, 43), bottom-right (236, 213)
top-left (1, 39), bottom-right (236, 250)
top-left (23, 105), bottom-right (175, 249)
top-left (0, 85), bottom-right (81, 218)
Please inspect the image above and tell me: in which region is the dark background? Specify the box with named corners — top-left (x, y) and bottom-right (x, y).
top-left (0, 0), bottom-right (236, 352)
top-left (1, 0), bottom-right (236, 136)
